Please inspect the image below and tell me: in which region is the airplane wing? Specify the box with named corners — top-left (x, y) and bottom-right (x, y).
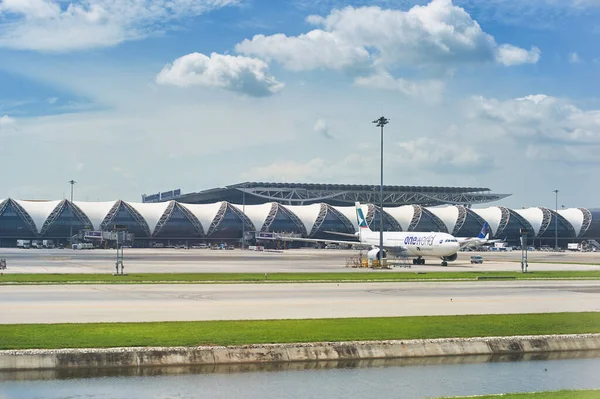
top-left (259, 234), bottom-right (408, 254)
top-left (260, 234), bottom-right (363, 247)
top-left (457, 237), bottom-right (478, 249)
top-left (322, 231), bottom-right (359, 238)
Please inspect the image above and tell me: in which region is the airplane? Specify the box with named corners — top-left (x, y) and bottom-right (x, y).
top-left (457, 222), bottom-right (505, 249)
top-left (267, 202), bottom-right (461, 266)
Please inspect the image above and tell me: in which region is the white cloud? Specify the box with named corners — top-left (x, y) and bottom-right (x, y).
top-left (235, 30), bottom-right (370, 71)
top-left (569, 52), bottom-right (583, 63)
top-left (155, 52), bottom-right (284, 97)
top-left (237, 0), bottom-right (539, 71)
top-left (0, 115), bottom-right (16, 127)
top-left (354, 72), bottom-right (445, 103)
top-left (396, 137), bottom-right (490, 172)
top-left (472, 94), bottom-right (600, 163)
top-left (496, 44), bottom-right (541, 66)
top-left (314, 118), bottom-right (334, 139)
top-left (242, 158), bottom-right (328, 181)
top-left (0, 115), bottom-right (18, 139)
top-left (0, 0), bottom-right (239, 51)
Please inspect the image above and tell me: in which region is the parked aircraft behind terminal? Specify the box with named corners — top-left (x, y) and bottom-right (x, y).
top-left (457, 222), bottom-right (504, 249)
top-left (272, 202), bottom-right (461, 266)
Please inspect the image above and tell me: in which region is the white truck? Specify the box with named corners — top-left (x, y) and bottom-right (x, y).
top-left (16, 239), bottom-right (31, 249)
top-left (567, 243), bottom-right (580, 251)
top-left (73, 243), bottom-right (94, 250)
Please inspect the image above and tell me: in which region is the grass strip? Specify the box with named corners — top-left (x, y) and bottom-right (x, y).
top-left (435, 389), bottom-right (600, 398)
top-left (1, 312), bottom-right (599, 350)
top-left (2, 271), bottom-right (600, 285)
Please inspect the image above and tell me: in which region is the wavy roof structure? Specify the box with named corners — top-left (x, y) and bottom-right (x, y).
top-left (0, 199), bottom-right (599, 242)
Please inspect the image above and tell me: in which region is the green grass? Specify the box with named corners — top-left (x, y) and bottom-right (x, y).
top-left (435, 390), bottom-right (600, 398)
top-left (2, 312), bottom-right (599, 350)
top-left (2, 270), bottom-right (600, 285)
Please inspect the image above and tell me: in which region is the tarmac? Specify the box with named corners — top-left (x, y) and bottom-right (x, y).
top-left (0, 248), bottom-right (598, 325)
top-left (0, 247), bottom-right (599, 274)
top-left (1, 280), bottom-right (600, 324)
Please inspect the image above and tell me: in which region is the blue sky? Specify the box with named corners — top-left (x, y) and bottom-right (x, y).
top-left (0, 0), bottom-right (599, 209)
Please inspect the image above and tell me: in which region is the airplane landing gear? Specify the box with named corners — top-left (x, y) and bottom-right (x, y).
top-left (412, 258), bottom-right (425, 265)
top-left (441, 261), bottom-right (448, 267)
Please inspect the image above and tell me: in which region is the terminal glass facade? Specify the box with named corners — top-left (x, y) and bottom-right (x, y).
top-left (581, 209), bottom-right (600, 240)
top-left (209, 207), bottom-right (244, 239)
top-left (413, 209), bottom-right (447, 233)
top-left (312, 209), bottom-right (355, 238)
top-left (0, 201), bottom-right (36, 238)
top-left (539, 212), bottom-right (576, 243)
top-left (497, 210), bottom-right (532, 245)
top-left (154, 206), bottom-right (201, 238)
top-left (453, 211), bottom-right (487, 238)
top-left (265, 209), bottom-right (305, 234)
top-left (103, 203), bottom-right (149, 238)
top-left (368, 208), bottom-right (402, 232)
top-left (43, 204), bottom-right (89, 238)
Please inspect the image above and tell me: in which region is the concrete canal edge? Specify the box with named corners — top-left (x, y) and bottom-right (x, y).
top-left (2, 334), bottom-right (600, 371)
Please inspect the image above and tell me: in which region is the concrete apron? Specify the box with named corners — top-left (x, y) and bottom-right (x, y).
top-left (2, 334), bottom-right (600, 371)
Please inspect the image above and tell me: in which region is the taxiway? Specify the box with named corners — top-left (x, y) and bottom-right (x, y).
top-left (1, 280), bottom-right (599, 324)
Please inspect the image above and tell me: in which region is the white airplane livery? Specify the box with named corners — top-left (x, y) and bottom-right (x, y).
top-left (456, 222), bottom-right (505, 249)
top-left (354, 203), bottom-right (460, 266)
top-left (272, 202), bottom-right (461, 266)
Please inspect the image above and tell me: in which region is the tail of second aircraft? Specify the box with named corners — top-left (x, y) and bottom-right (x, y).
top-left (477, 222), bottom-right (490, 240)
top-left (355, 202), bottom-right (372, 241)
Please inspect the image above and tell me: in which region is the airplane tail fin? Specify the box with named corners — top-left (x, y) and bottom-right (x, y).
top-left (355, 202), bottom-right (372, 241)
top-left (477, 222), bottom-right (489, 239)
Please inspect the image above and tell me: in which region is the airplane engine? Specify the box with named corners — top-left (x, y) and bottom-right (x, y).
top-left (367, 248), bottom-right (386, 260)
top-left (443, 253), bottom-right (458, 262)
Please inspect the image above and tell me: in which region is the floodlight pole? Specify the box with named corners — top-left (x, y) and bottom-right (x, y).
top-left (373, 116), bottom-right (389, 261)
top-left (242, 186), bottom-right (246, 250)
top-left (553, 189), bottom-right (559, 249)
top-left (68, 180), bottom-right (76, 248)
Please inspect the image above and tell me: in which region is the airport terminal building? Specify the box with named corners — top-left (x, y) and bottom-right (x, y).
top-left (1, 182), bottom-right (599, 248)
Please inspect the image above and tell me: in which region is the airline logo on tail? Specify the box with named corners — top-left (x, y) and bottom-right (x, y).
top-left (478, 222), bottom-right (490, 239)
top-left (355, 202), bottom-right (370, 229)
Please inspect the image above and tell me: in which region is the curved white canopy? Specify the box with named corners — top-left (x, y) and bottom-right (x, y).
top-left (282, 204), bottom-right (322, 233)
top-left (74, 201), bottom-right (118, 230)
top-left (515, 208), bottom-right (544, 235)
top-left (180, 202), bottom-right (224, 233)
top-left (472, 207), bottom-right (503, 237)
top-left (383, 206), bottom-right (415, 231)
top-left (332, 206), bottom-right (360, 231)
top-left (230, 203), bottom-right (273, 231)
top-left (14, 200), bottom-right (62, 233)
top-left (126, 201), bottom-right (172, 234)
top-left (558, 208), bottom-right (584, 237)
top-left (428, 206), bottom-right (459, 234)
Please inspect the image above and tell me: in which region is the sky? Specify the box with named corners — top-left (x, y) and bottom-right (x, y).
top-left (0, 0), bottom-right (599, 209)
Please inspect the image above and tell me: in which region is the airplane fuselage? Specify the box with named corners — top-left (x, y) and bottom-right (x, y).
top-left (360, 230), bottom-right (460, 258)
